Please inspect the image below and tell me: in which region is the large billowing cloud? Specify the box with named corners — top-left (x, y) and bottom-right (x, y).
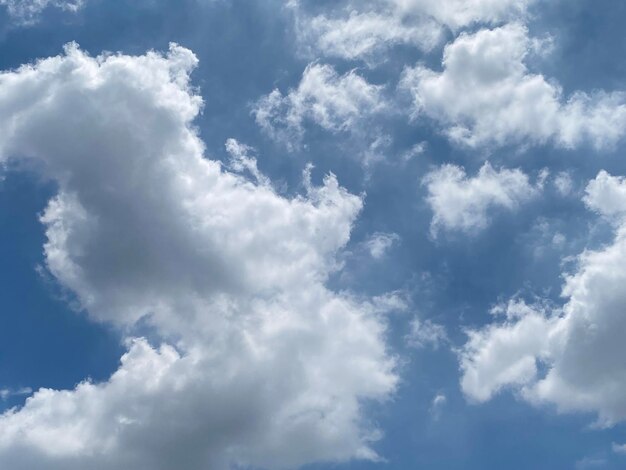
top-left (400, 24), bottom-right (626, 149)
top-left (0, 43), bottom-right (397, 469)
top-left (460, 171), bottom-right (626, 427)
top-left (424, 162), bottom-right (540, 236)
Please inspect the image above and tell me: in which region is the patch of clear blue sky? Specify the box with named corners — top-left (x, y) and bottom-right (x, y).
top-left (1, 0), bottom-right (626, 467)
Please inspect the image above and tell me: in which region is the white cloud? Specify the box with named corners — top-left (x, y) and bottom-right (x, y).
top-left (459, 300), bottom-right (556, 403)
top-left (253, 63), bottom-right (386, 149)
top-left (554, 171), bottom-right (574, 196)
top-left (406, 317), bottom-right (447, 349)
top-left (612, 443), bottom-right (626, 455)
top-left (584, 170), bottom-right (626, 220)
top-left (0, 0), bottom-right (83, 24)
top-left (364, 232), bottom-right (400, 259)
top-left (224, 138), bottom-right (270, 186)
top-left (289, 0), bottom-right (534, 63)
top-left (459, 171), bottom-right (626, 426)
top-left (424, 162), bottom-right (539, 236)
top-left (400, 24), bottom-right (626, 149)
top-left (292, 6), bottom-right (442, 63)
top-left (429, 393), bottom-right (446, 420)
top-left (391, 0), bottom-right (534, 29)
top-left (401, 141), bottom-right (427, 161)
top-left (575, 457), bottom-right (608, 469)
top-left (0, 43), bottom-right (398, 469)
top-left (0, 388), bottom-right (32, 401)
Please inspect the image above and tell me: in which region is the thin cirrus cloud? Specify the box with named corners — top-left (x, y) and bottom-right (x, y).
top-left (0, 43), bottom-right (398, 469)
top-left (459, 171), bottom-right (626, 427)
top-left (423, 162), bottom-right (541, 236)
top-left (0, 0), bottom-right (83, 24)
top-left (400, 23), bottom-right (626, 149)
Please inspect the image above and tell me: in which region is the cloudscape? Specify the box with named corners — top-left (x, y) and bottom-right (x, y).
top-left (0, 1), bottom-right (626, 469)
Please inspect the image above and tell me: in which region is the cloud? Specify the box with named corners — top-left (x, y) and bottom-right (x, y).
top-left (364, 232), bottom-right (400, 260)
top-left (253, 63), bottom-right (386, 149)
top-left (391, 0), bottom-right (534, 30)
top-left (459, 171), bottom-right (626, 426)
top-left (424, 162), bottom-right (540, 236)
top-left (400, 24), bottom-right (626, 149)
top-left (289, 0), bottom-right (534, 63)
top-left (584, 170), bottom-right (626, 220)
top-left (0, 388), bottom-right (32, 401)
top-left (429, 393), bottom-right (446, 420)
top-left (291, 6), bottom-right (442, 63)
top-left (401, 141), bottom-right (427, 162)
top-left (612, 443), bottom-right (626, 455)
top-left (459, 299), bottom-right (556, 403)
top-left (0, 0), bottom-right (83, 24)
top-left (554, 171), bottom-right (574, 196)
top-left (406, 317), bottom-right (447, 349)
top-left (575, 457), bottom-right (608, 469)
top-left (0, 43), bottom-right (398, 469)
top-left (224, 138), bottom-right (270, 186)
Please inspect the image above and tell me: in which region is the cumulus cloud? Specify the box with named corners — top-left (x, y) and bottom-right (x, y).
top-left (289, 0), bottom-right (534, 63)
top-left (459, 299), bottom-right (556, 403)
top-left (0, 43), bottom-right (398, 469)
top-left (424, 162), bottom-right (540, 236)
top-left (253, 62), bottom-right (386, 149)
top-left (0, 0), bottom-right (83, 24)
top-left (459, 171), bottom-right (626, 426)
top-left (400, 24), bottom-right (626, 149)
top-left (584, 170), bottom-right (626, 220)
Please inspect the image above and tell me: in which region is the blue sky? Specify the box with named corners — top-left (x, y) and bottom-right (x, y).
top-left (2, 0), bottom-right (626, 469)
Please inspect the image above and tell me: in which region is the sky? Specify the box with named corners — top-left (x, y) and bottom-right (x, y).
top-left (1, 0), bottom-right (626, 469)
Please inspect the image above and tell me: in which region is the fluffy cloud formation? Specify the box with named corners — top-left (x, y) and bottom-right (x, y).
top-left (424, 162), bottom-right (539, 236)
top-left (0, 44), bottom-right (397, 469)
top-left (292, 6), bottom-right (441, 63)
top-left (290, 0), bottom-right (534, 62)
top-left (460, 171), bottom-right (626, 426)
top-left (583, 170), bottom-right (626, 220)
top-left (253, 63), bottom-right (386, 149)
top-left (400, 24), bottom-right (626, 149)
top-left (0, 0), bottom-right (82, 24)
